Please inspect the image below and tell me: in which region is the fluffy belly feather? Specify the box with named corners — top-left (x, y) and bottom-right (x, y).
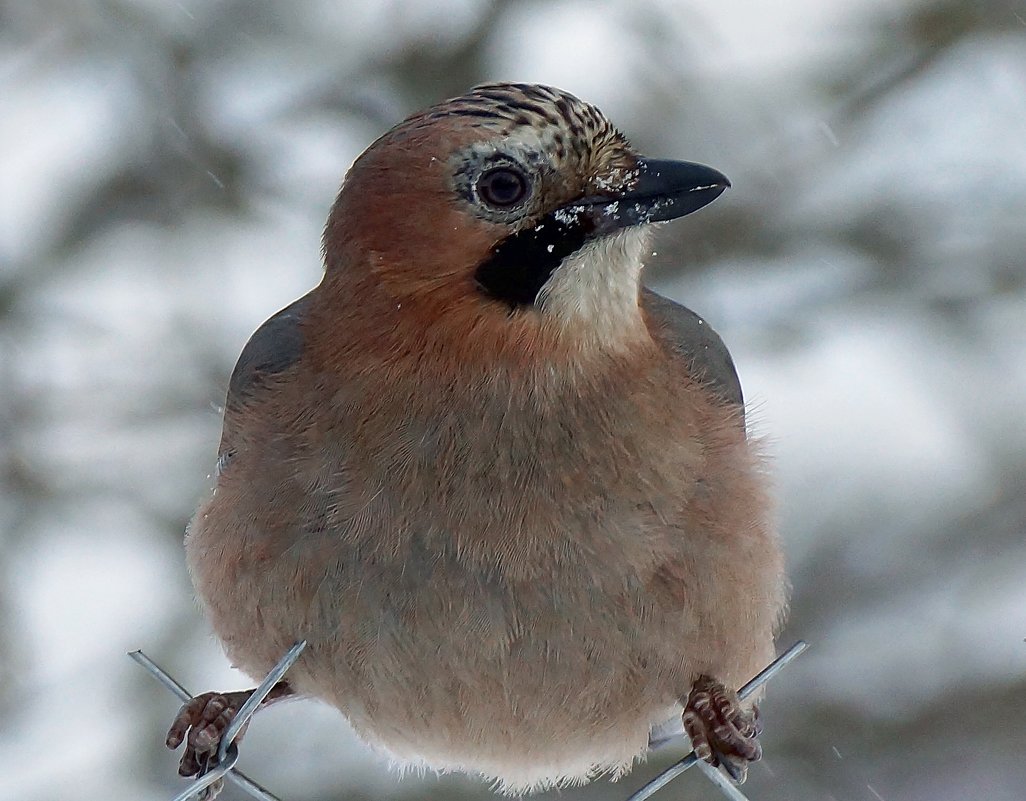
top-left (188, 483), bottom-right (777, 793)
top-left (186, 382), bottom-right (783, 793)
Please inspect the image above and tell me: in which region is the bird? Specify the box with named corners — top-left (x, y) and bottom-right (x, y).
top-left (167, 82), bottom-right (787, 794)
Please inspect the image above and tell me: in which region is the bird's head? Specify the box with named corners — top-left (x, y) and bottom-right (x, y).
top-left (322, 83), bottom-right (728, 355)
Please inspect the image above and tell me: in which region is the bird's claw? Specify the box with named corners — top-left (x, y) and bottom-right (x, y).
top-left (166, 689), bottom-right (253, 798)
top-left (683, 675), bottom-right (762, 784)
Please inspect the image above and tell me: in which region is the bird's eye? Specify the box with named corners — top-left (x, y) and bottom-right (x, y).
top-left (477, 167), bottom-right (529, 208)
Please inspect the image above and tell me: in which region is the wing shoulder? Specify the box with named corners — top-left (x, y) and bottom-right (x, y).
top-left (226, 292), bottom-right (313, 409)
top-left (216, 292), bottom-right (313, 474)
top-left (641, 288), bottom-right (744, 415)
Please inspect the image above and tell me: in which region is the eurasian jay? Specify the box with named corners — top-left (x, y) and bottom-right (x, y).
top-left (168, 82), bottom-right (787, 793)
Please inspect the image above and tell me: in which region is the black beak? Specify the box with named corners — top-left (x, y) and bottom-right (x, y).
top-left (565, 158), bottom-right (730, 233)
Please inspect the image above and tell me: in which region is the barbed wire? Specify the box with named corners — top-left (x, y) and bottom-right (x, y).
top-left (624, 640), bottom-right (808, 801)
top-left (129, 641), bottom-right (307, 801)
top-left (131, 639), bottom-right (806, 801)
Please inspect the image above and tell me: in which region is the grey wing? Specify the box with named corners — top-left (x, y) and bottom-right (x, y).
top-left (217, 291), bottom-right (313, 474)
top-left (641, 288), bottom-right (744, 423)
top-left (226, 291), bottom-right (313, 408)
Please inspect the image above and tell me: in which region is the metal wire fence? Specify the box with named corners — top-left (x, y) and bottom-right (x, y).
top-left (131, 640), bottom-right (806, 801)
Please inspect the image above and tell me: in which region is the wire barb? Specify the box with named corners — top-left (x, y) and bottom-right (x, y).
top-left (623, 640), bottom-right (808, 801)
top-left (129, 640), bottom-right (308, 801)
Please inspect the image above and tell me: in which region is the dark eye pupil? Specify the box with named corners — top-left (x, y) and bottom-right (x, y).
top-left (478, 168), bottom-right (527, 207)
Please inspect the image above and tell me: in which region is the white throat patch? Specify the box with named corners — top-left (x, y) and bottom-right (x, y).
top-left (536, 226), bottom-right (652, 349)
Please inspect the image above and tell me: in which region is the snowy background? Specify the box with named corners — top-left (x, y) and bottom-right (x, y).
top-left (2, 1), bottom-right (1025, 800)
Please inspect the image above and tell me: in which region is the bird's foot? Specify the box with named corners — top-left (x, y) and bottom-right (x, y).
top-left (165, 681), bottom-right (294, 798)
top-left (682, 675), bottom-right (762, 784)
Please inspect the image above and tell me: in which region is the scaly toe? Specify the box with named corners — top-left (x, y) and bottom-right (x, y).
top-left (683, 674), bottom-right (764, 781)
